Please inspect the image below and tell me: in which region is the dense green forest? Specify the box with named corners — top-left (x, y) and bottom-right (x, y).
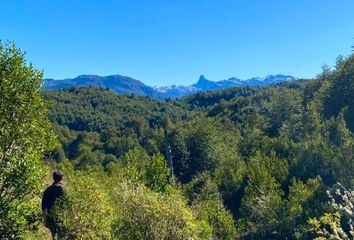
top-left (1, 42), bottom-right (353, 239)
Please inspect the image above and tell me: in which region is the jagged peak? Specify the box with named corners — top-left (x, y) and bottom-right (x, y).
top-left (198, 74), bottom-right (208, 82)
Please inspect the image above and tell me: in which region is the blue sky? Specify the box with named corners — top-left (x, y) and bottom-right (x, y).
top-left (1, 0), bottom-right (353, 86)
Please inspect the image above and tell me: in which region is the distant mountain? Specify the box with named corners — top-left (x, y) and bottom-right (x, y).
top-left (44, 74), bottom-right (296, 99)
top-left (43, 74), bottom-right (166, 99)
top-left (153, 85), bottom-right (199, 98)
top-left (155, 74), bottom-right (296, 98)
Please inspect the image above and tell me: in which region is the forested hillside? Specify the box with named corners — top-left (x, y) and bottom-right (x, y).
top-left (40, 54), bottom-right (354, 239)
top-left (1, 41), bottom-right (353, 239)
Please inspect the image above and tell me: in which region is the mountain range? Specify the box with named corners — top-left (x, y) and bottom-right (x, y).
top-left (155, 74), bottom-right (296, 98)
top-left (43, 74), bottom-right (296, 99)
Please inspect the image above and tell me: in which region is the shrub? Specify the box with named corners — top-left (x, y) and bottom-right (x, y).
top-left (111, 182), bottom-right (211, 240)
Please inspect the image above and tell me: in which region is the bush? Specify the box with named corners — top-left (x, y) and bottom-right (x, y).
top-left (53, 163), bottom-right (113, 239)
top-left (111, 182), bottom-right (211, 240)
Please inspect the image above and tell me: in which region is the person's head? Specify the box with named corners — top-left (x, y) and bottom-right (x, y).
top-left (53, 170), bottom-right (64, 183)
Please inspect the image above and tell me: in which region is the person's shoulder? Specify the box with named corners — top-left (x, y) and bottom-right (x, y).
top-left (43, 184), bottom-right (54, 196)
top-left (44, 184), bottom-right (53, 192)
top-left (54, 183), bottom-right (66, 193)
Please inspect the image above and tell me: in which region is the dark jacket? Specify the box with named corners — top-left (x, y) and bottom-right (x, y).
top-left (42, 182), bottom-right (66, 212)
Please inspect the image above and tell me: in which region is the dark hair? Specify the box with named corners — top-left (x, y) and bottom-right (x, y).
top-left (53, 170), bottom-right (64, 182)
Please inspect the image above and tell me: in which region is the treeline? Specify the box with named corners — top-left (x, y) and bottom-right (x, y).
top-left (1, 41), bottom-right (353, 239)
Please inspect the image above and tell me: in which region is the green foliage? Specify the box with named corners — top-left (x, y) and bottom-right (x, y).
top-left (119, 147), bottom-right (150, 182)
top-left (145, 153), bottom-right (170, 192)
top-left (240, 153), bottom-right (285, 238)
top-left (187, 174), bottom-right (238, 239)
top-left (194, 198), bottom-right (237, 240)
top-left (308, 184), bottom-right (354, 240)
top-left (169, 116), bottom-right (241, 183)
top-left (320, 54), bottom-right (354, 131)
top-left (111, 183), bottom-right (211, 240)
top-left (239, 153), bottom-right (321, 239)
top-left (11, 46), bottom-right (351, 239)
top-left (268, 89), bottom-right (303, 136)
top-left (53, 162), bottom-right (113, 240)
top-left (308, 212), bottom-right (344, 240)
top-left (46, 86), bottom-right (188, 133)
top-left (112, 148), bottom-right (170, 192)
top-left (0, 41), bottom-right (55, 238)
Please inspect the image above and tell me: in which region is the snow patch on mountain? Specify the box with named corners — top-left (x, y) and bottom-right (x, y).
top-left (154, 74), bottom-right (296, 98)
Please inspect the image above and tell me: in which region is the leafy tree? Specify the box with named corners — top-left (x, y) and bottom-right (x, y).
top-left (320, 54), bottom-right (354, 131)
top-left (267, 89), bottom-right (302, 136)
top-left (169, 116), bottom-right (240, 183)
top-left (193, 195), bottom-right (238, 240)
top-left (145, 153), bottom-right (170, 192)
top-left (214, 151), bottom-right (246, 217)
top-left (168, 127), bottom-right (191, 183)
top-left (113, 148), bottom-right (170, 192)
top-left (239, 153), bottom-right (285, 238)
top-left (0, 41), bottom-right (55, 238)
top-left (120, 147), bottom-right (150, 183)
top-left (186, 174), bottom-right (238, 239)
top-left (284, 177), bottom-right (322, 238)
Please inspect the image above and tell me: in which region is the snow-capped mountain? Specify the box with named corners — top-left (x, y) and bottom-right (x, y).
top-left (155, 74), bottom-right (296, 98)
top-left (154, 85), bottom-right (199, 97)
top-left (44, 74), bottom-right (296, 99)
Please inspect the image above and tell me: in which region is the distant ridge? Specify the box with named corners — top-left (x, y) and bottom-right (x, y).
top-left (43, 74), bottom-right (166, 99)
top-left (44, 74), bottom-right (296, 99)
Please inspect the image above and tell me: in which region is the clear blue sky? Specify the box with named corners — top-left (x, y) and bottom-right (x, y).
top-left (1, 0), bottom-right (353, 86)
